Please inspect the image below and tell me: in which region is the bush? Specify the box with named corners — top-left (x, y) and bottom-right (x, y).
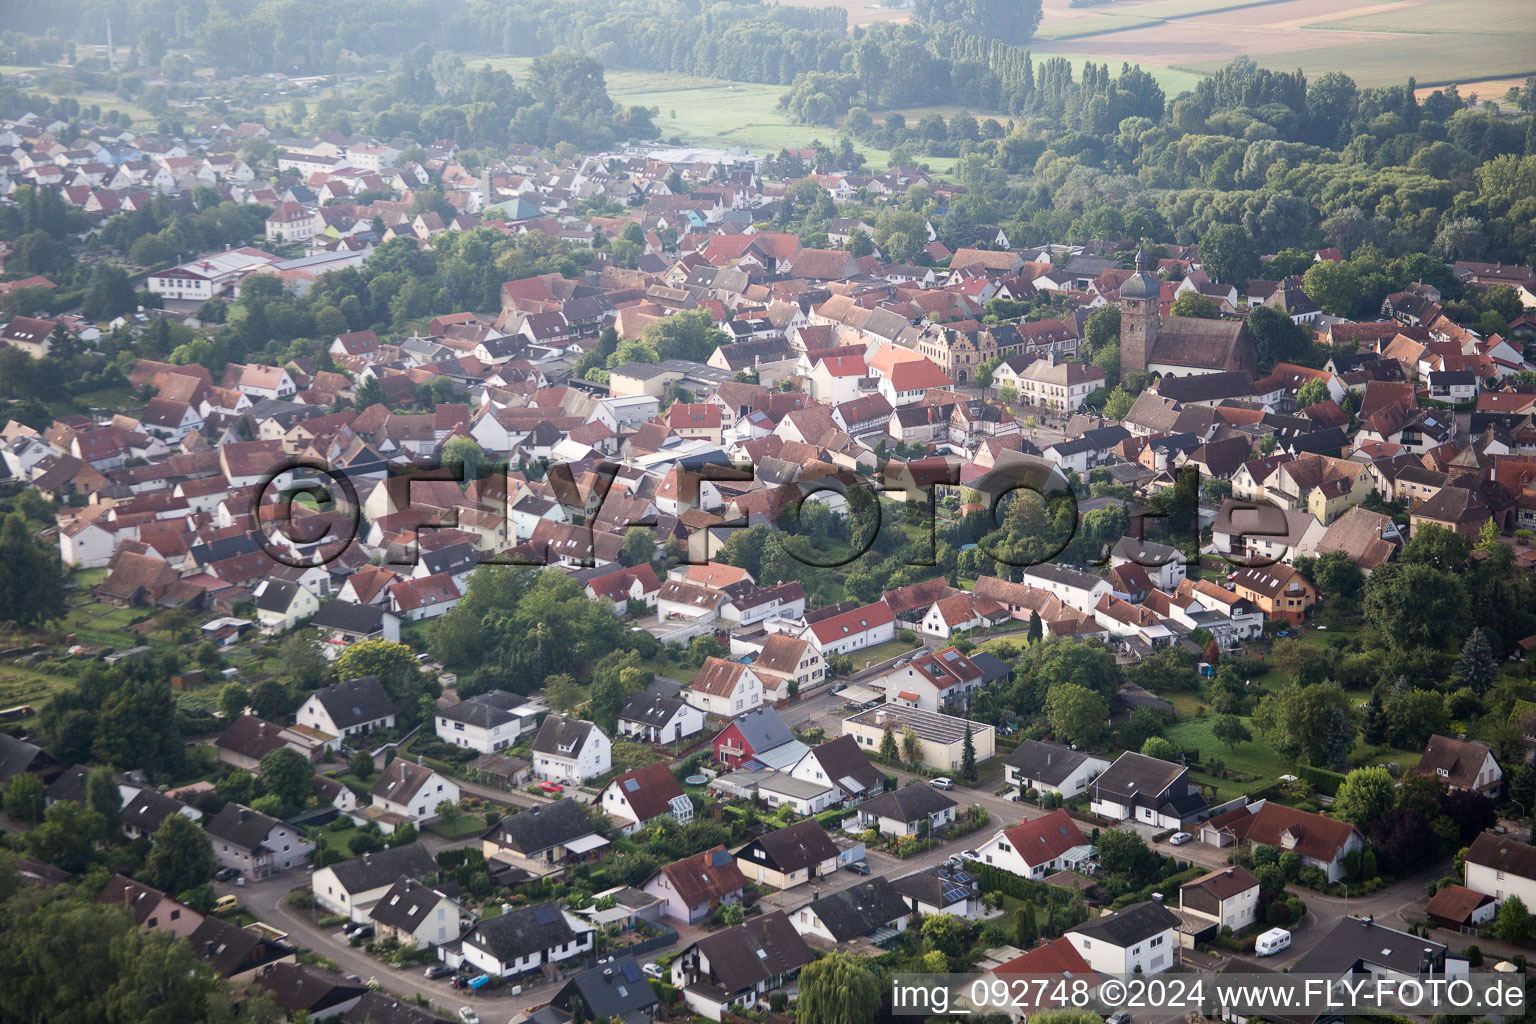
top-left (1464, 945), bottom-right (1483, 967)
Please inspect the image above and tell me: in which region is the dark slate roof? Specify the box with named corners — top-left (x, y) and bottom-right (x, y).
top-left (0, 733), bottom-right (45, 784)
top-left (205, 803), bottom-right (282, 851)
top-left (256, 962), bottom-right (368, 1014)
top-left (368, 876), bottom-right (455, 935)
top-left (890, 863), bottom-right (978, 910)
top-left (690, 910), bottom-right (813, 995)
top-left (1090, 751), bottom-right (1187, 805)
top-left (619, 690), bottom-right (687, 726)
top-left (311, 600), bottom-right (389, 635)
top-left (253, 578), bottom-right (302, 612)
top-left (1004, 739), bottom-right (1098, 787)
top-left (857, 784), bottom-right (956, 823)
top-left (311, 675), bottom-right (397, 729)
top-left (532, 716), bottom-right (597, 758)
top-left (189, 915), bottom-right (291, 977)
top-left (490, 798), bottom-right (596, 856)
top-left (44, 764), bottom-right (91, 804)
top-left (466, 900), bottom-right (581, 960)
top-left (1290, 916), bottom-right (1445, 976)
top-left (729, 707), bottom-right (795, 753)
top-left (1067, 900), bottom-right (1179, 947)
top-left (741, 819), bottom-right (839, 872)
top-left (805, 877), bottom-right (911, 940)
top-left (324, 841), bottom-right (438, 895)
top-left (341, 991), bottom-right (452, 1024)
top-left (123, 788), bottom-right (191, 835)
top-left (439, 689), bottom-right (523, 729)
top-left (552, 955), bottom-right (658, 1021)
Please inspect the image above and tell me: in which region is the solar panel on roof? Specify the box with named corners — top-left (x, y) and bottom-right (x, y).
top-left (533, 905), bottom-right (559, 925)
top-left (710, 849), bottom-right (732, 866)
top-left (624, 778), bottom-right (640, 792)
top-left (622, 963), bottom-right (642, 982)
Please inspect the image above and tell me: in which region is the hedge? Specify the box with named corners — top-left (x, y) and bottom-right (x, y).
top-left (1299, 765), bottom-right (1346, 797)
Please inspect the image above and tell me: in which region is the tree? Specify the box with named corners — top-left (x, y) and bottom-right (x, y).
top-left (1096, 827), bottom-right (1159, 883)
top-left (620, 527), bottom-right (655, 568)
top-left (1368, 807), bottom-right (1437, 874)
top-left (144, 812), bottom-right (216, 893)
top-left (901, 727), bottom-right (924, 769)
top-left (277, 632), bottom-right (331, 691)
top-left (0, 511), bottom-right (66, 627)
top-left (1313, 551), bottom-right (1363, 603)
top-left (960, 726), bottom-right (977, 783)
top-left (1141, 736), bottom-right (1179, 761)
top-left (442, 436), bottom-right (487, 482)
top-left (798, 951), bottom-right (881, 1024)
top-left (1027, 610), bottom-right (1043, 644)
top-left (436, 799), bottom-right (460, 825)
top-left (1364, 562), bottom-right (1468, 648)
top-left (1212, 715), bottom-right (1253, 752)
top-left (1102, 385), bottom-right (1135, 421)
top-left (24, 801), bottom-right (106, 872)
top-left (544, 673), bottom-right (584, 714)
top-left (218, 683), bottom-right (250, 721)
top-left (1295, 378), bottom-right (1329, 409)
top-left (87, 765), bottom-right (122, 835)
top-left (334, 640), bottom-right (424, 724)
top-left (249, 680), bottom-right (290, 722)
top-left (2, 773), bottom-right (45, 823)
top-left (1439, 789), bottom-right (1497, 842)
top-left (1245, 305), bottom-right (1311, 369)
top-left (1200, 223), bottom-right (1262, 285)
top-left (880, 726), bottom-right (899, 762)
top-left (1333, 766), bottom-right (1397, 828)
top-left (349, 749), bottom-right (375, 779)
top-left (258, 747), bottom-right (314, 815)
top-left (1455, 627), bottom-right (1498, 694)
top-left (1015, 901), bottom-right (1038, 947)
top-left (1045, 683), bottom-right (1109, 748)
top-left (1490, 894), bottom-right (1531, 944)
top-left (1170, 292), bottom-right (1220, 319)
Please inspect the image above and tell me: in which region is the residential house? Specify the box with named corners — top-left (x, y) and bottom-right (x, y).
top-left (368, 876), bottom-right (466, 949)
top-left (531, 716), bottom-right (612, 784)
top-left (972, 809), bottom-right (1095, 880)
top-left (457, 901), bottom-right (595, 979)
top-left (1179, 867), bottom-right (1261, 934)
top-left (369, 760), bottom-right (461, 826)
top-left (734, 820), bottom-right (840, 890)
top-left (687, 657), bottom-right (764, 718)
top-left (1065, 901), bottom-right (1180, 975)
top-left (890, 862), bottom-right (984, 919)
top-left (873, 646), bottom-right (1005, 713)
top-left (1412, 735), bottom-right (1502, 797)
top-left (549, 956), bottom-right (658, 1024)
top-left (787, 735), bottom-right (885, 806)
top-left (669, 910), bottom-right (813, 1020)
top-left (434, 689), bottom-right (537, 754)
top-left (1089, 751), bottom-right (1210, 829)
top-left (1464, 829), bottom-right (1536, 907)
top-left (254, 963), bottom-right (367, 1022)
top-left (749, 634), bottom-right (824, 698)
top-left (599, 761), bottom-right (694, 836)
top-left (1200, 801), bottom-right (1363, 883)
top-left (712, 707), bottom-right (806, 770)
top-left (295, 676), bottom-right (397, 740)
top-left (854, 784), bottom-right (957, 838)
top-left (311, 841), bottom-right (440, 920)
top-left (252, 578), bottom-right (320, 633)
top-left (97, 874), bottom-right (204, 939)
top-left (1230, 565), bottom-right (1316, 626)
top-left (206, 803), bottom-right (314, 880)
top-left (482, 799), bottom-right (610, 878)
top-left (643, 846), bottom-right (749, 924)
top-left (1003, 740), bottom-right (1111, 799)
top-left (618, 688), bottom-right (706, 744)
top-left (792, 877), bottom-right (913, 945)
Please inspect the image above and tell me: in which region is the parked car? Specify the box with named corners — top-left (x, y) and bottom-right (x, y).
top-left (346, 924), bottom-right (374, 940)
top-left (846, 860), bottom-right (871, 875)
top-left (213, 867), bottom-right (238, 882)
top-left (1107, 1012), bottom-right (1132, 1024)
top-left (538, 781), bottom-right (563, 793)
top-left (930, 777), bottom-right (954, 791)
top-left (831, 683), bottom-right (847, 694)
top-left (1168, 832), bottom-right (1193, 846)
top-left (642, 963), bottom-right (663, 979)
top-left (424, 964), bottom-right (455, 979)
top-left (457, 1008), bottom-right (480, 1024)
top-left (961, 849), bottom-right (980, 861)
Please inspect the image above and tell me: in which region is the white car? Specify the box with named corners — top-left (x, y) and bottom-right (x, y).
top-left (930, 777), bottom-right (954, 791)
top-left (1169, 832), bottom-right (1193, 846)
top-left (642, 962), bottom-right (663, 979)
top-left (457, 1008), bottom-right (480, 1024)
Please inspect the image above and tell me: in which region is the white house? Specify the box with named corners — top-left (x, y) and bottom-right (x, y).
top-left (1065, 901), bottom-right (1179, 975)
top-left (294, 677), bottom-right (397, 740)
top-left (598, 761), bottom-right (694, 836)
top-left (59, 519), bottom-right (115, 568)
top-left (854, 785), bottom-right (956, 838)
top-left (307, 841), bottom-right (442, 921)
top-left (205, 803), bottom-right (314, 880)
top-left (618, 690), bottom-right (706, 744)
top-left (367, 876), bottom-right (467, 949)
top-left (252, 579), bottom-right (320, 634)
top-left (457, 902), bottom-right (595, 978)
top-left (1089, 752), bottom-right (1209, 829)
top-left (1464, 830), bottom-right (1536, 907)
top-left (1022, 564), bottom-right (1112, 615)
top-left (1179, 867), bottom-right (1261, 934)
top-left (686, 658), bottom-right (763, 718)
top-left (369, 760), bottom-right (461, 825)
top-left (531, 716), bottom-right (612, 784)
top-left (972, 809), bottom-right (1095, 880)
top-left (805, 602), bottom-right (896, 656)
top-left (1003, 740), bottom-right (1111, 798)
top-left (434, 690), bottom-right (538, 754)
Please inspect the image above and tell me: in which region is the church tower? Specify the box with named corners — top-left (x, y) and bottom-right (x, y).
top-left (1119, 246), bottom-right (1160, 378)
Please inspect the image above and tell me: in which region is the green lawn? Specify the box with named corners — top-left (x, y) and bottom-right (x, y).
top-left (427, 813), bottom-right (490, 839)
top-left (0, 664), bottom-right (66, 721)
top-left (1164, 716), bottom-right (1292, 795)
top-left (851, 636), bottom-right (923, 668)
